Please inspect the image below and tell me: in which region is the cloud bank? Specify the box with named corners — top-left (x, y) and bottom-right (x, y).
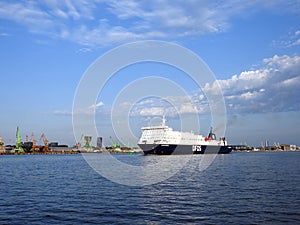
top-left (52, 54), bottom-right (300, 118)
top-left (123, 54), bottom-right (300, 117)
top-left (204, 54), bottom-right (300, 113)
top-left (0, 0), bottom-right (299, 47)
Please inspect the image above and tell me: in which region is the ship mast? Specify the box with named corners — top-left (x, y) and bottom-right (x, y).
top-left (162, 115), bottom-right (166, 126)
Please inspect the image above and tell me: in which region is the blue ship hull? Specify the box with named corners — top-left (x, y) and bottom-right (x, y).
top-left (138, 144), bottom-right (232, 155)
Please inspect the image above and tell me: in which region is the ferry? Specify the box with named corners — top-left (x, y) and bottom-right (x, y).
top-left (138, 116), bottom-right (232, 155)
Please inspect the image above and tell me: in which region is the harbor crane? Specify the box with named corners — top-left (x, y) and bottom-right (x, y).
top-left (40, 133), bottom-right (49, 151)
top-left (31, 132), bottom-right (37, 150)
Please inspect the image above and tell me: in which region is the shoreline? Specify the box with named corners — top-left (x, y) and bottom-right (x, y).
top-left (1, 149), bottom-right (299, 156)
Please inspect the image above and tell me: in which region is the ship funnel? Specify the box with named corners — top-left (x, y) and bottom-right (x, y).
top-left (208, 127), bottom-right (216, 140)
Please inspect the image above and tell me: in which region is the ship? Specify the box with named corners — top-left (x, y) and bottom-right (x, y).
top-left (138, 116), bottom-right (232, 155)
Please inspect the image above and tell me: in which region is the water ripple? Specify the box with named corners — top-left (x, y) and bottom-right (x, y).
top-left (0, 152), bottom-right (299, 224)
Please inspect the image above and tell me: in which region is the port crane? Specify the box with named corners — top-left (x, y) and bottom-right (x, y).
top-left (16, 127), bottom-right (22, 149)
top-left (31, 132), bottom-right (38, 151)
top-left (40, 133), bottom-right (49, 151)
top-left (109, 136), bottom-right (120, 149)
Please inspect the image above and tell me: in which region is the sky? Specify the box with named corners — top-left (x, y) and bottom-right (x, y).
top-left (0, 0), bottom-right (299, 147)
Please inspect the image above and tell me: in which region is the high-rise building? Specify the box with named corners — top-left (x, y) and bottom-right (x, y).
top-left (97, 137), bottom-right (103, 149)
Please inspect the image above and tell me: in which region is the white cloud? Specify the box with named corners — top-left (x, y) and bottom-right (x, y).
top-left (54, 101), bottom-right (105, 116)
top-left (281, 76), bottom-right (300, 87)
top-left (177, 103), bottom-right (198, 114)
top-left (126, 94), bottom-right (209, 118)
top-left (203, 54), bottom-right (300, 113)
top-left (53, 110), bottom-right (72, 116)
top-left (54, 54), bottom-right (300, 117)
top-left (76, 101), bottom-right (106, 115)
top-left (288, 30), bottom-right (300, 47)
top-left (139, 107), bottom-right (164, 116)
top-left (239, 91), bottom-right (261, 100)
top-left (0, 0), bottom-right (299, 47)
top-left (272, 29), bottom-right (300, 48)
top-left (89, 101), bottom-right (104, 110)
top-left (0, 2), bottom-right (53, 34)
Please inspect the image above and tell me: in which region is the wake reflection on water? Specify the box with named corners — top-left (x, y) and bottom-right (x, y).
top-left (83, 153), bottom-right (195, 186)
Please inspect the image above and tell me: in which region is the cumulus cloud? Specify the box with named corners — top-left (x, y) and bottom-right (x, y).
top-left (203, 54), bottom-right (300, 113)
top-left (127, 54), bottom-right (300, 117)
top-left (54, 54), bottom-right (299, 119)
top-left (0, 0), bottom-right (299, 47)
top-left (125, 95), bottom-right (207, 118)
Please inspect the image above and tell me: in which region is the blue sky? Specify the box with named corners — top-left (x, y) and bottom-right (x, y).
top-left (0, 0), bottom-right (299, 147)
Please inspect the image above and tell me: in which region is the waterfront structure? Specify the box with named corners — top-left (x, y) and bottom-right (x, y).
top-left (0, 136), bottom-right (4, 153)
top-left (279, 144), bottom-right (297, 151)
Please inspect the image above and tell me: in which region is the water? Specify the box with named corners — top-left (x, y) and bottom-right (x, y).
top-left (0, 152), bottom-right (299, 224)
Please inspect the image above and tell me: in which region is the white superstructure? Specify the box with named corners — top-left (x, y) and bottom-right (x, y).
top-left (138, 116), bottom-right (227, 146)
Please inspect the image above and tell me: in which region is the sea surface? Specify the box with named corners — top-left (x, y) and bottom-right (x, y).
top-left (0, 152), bottom-right (299, 224)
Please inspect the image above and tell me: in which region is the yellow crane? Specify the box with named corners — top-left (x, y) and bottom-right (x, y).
top-left (31, 132), bottom-right (38, 151)
top-left (40, 133), bottom-right (49, 151)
